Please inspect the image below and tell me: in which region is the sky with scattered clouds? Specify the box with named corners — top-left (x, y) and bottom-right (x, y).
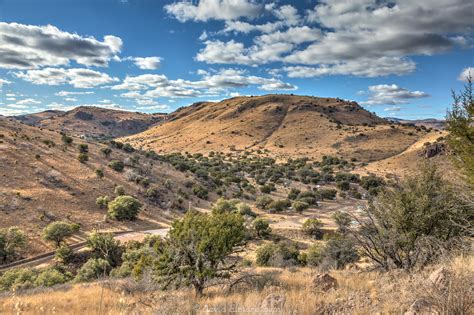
top-left (0, 0), bottom-right (473, 118)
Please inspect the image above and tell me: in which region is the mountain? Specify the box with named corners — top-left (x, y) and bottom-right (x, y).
top-left (123, 94), bottom-right (430, 163)
top-left (13, 106), bottom-right (166, 139)
top-left (0, 116), bottom-right (198, 257)
top-left (385, 117), bottom-right (446, 130)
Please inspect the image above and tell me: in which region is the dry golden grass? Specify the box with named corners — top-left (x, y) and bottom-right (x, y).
top-left (2, 256), bottom-right (471, 314)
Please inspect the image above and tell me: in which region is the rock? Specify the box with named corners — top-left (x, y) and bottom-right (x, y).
top-left (261, 293), bottom-right (286, 309)
top-left (429, 266), bottom-right (451, 290)
top-left (422, 143), bottom-right (445, 158)
top-left (404, 298), bottom-right (436, 315)
top-left (312, 273), bottom-right (338, 291)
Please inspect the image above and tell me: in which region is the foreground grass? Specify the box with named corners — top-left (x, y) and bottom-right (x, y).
top-left (0, 255), bottom-right (472, 314)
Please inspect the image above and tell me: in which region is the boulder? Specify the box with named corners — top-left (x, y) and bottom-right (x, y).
top-left (422, 143), bottom-right (445, 158)
top-left (312, 273), bottom-right (338, 292)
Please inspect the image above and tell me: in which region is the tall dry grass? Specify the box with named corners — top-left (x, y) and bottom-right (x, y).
top-left (0, 256), bottom-right (472, 314)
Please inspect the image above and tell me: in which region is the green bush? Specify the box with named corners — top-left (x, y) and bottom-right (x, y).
top-left (114, 185), bottom-right (125, 196)
top-left (266, 199), bottom-right (291, 213)
top-left (55, 244), bottom-right (74, 264)
top-left (255, 196), bottom-right (273, 210)
top-left (87, 232), bottom-right (123, 267)
top-left (252, 218), bottom-right (271, 239)
top-left (255, 242), bottom-right (301, 267)
top-left (287, 188), bottom-right (301, 200)
top-left (237, 203), bottom-right (255, 217)
top-left (212, 198), bottom-right (239, 213)
top-left (320, 237), bottom-right (359, 270)
top-left (100, 147), bottom-right (112, 158)
top-left (77, 153), bottom-right (88, 163)
top-left (302, 218), bottom-right (324, 239)
top-left (0, 268), bottom-right (36, 291)
top-left (108, 160), bottom-right (124, 172)
top-left (107, 195), bottom-right (142, 221)
top-left (192, 184), bottom-right (208, 199)
top-left (306, 244), bottom-right (324, 267)
top-left (34, 268), bottom-right (69, 287)
top-left (74, 258), bottom-right (111, 282)
top-left (0, 226), bottom-right (27, 263)
top-left (61, 134), bottom-right (73, 145)
top-left (332, 211), bottom-right (351, 234)
top-left (336, 180), bottom-right (350, 191)
top-left (292, 201), bottom-right (309, 213)
top-left (145, 186), bottom-right (160, 200)
top-left (95, 168), bottom-right (104, 178)
top-left (77, 143), bottom-right (88, 153)
top-left (260, 184), bottom-right (276, 194)
top-left (42, 221), bottom-right (80, 247)
top-left (318, 188), bottom-right (337, 200)
top-left (96, 195), bottom-right (109, 209)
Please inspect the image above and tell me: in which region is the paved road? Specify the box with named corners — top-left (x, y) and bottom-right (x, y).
top-left (0, 228), bottom-right (169, 272)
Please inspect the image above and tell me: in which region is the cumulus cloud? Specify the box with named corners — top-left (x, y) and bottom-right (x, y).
top-left (56, 91), bottom-right (95, 96)
top-left (164, 0), bottom-right (263, 22)
top-left (132, 57), bottom-right (162, 70)
top-left (15, 98), bottom-right (41, 105)
top-left (195, 0), bottom-right (474, 77)
top-left (0, 78), bottom-right (11, 88)
top-left (458, 67), bottom-right (473, 81)
top-left (0, 22), bottom-right (122, 69)
top-left (361, 84), bottom-right (429, 106)
top-left (15, 68), bottom-right (119, 88)
top-left (112, 68), bottom-right (296, 99)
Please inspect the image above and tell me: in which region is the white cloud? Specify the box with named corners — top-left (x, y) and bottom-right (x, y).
top-left (64, 97), bottom-right (78, 102)
top-left (384, 106), bottom-right (401, 112)
top-left (458, 67), bottom-right (473, 81)
top-left (0, 22), bottom-right (122, 69)
top-left (0, 78), bottom-right (11, 88)
top-left (56, 90), bottom-right (94, 96)
top-left (112, 68), bottom-right (296, 99)
top-left (164, 0), bottom-right (263, 22)
top-left (132, 57), bottom-right (162, 70)
top-left (15, 68), bottom-right (119, 88)
top-left (16, 98), bottom-right (41, 105)
top-left (195, 0), bottom-right (474, 77)
top-left (361, 84), bottom-right (429, 105)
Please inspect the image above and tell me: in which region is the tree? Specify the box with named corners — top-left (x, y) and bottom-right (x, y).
top-left (153, 210), bottom-right (246, 296)
top-left (74, 258), bottom-right (111, 282)
top-left (86, 232), bottom-right (123, 267)
top-left (350, 164), bottom-right (473, 270)
top-left (332, 211), bottom-right (352, 234)
top-left (55, 244), bottom-right (74, 264)
top-left (100, 147), bottom-right (112, 158)
top-left (77, 143), bottom-right (89, 153)
top-left (292, 201), bottom-right (309, 214)
top-left (108, 160), bottom-right (124, 172)
top-left (320, 237), bottom-right (359, 270)
top-left (446, 75), bottom-right (474, 185)
top-left (107, 195), bottom-right (142, 221)
top-left (302, 218), bottom-right (324, 239)
top-left (42, 221), bottom-right (79, 247)
top-left (0, 227), bottom-right (27, 263)
top-left (252, 218), bottom-right (271, 239)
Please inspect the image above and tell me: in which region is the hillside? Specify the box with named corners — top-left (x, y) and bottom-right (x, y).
top-left (0, 117), bottom-right (197, 257)
top-left (123, 94), bottom-right (430, 163)
top-left (386, 117), bottom-right (446, 130)
top-left (13, 106), bottom-right (166, 139)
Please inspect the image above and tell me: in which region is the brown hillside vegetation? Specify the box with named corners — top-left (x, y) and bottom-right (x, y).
top-left (0, 117), bottom-right (196, 257)
top-left (123, 95), bottom-right (430, 163)
top-left (14, 106), bottom-right (166, 139)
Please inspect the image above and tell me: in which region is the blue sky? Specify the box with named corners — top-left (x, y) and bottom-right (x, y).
top-left (0, 0), bottom-right (472, 119)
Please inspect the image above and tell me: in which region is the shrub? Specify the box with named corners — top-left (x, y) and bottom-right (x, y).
top-left (95, 168), bottom-right (104, 178)
top-left (0, 226), bottom-right (27, 263)
top-left (360, 175), bottom-right (385, 191)
top-left (192, 184), bottom-right (208, 199)
top-left (100, 147), bottom-right (112, 158)
top-left (266, 199), bottom-right (291, 213)
top-left (237, 203), bottom-right (255, 217)
top-left (255, 196), bottom-right (273, 210)
top-left (74, 258), bottom-right (111, 282)
top-left (114, 185), bottom-right (125, 196)
top-left (55, 244), bottom-right (74, 264)
top-left (350, 164), bottom-right (472, 270)
top-left (302, 218), bottom-right (324, 239)
top-left (252, 218), bottom-right (271, 239)
top-left (292, 201), bottom-right (309, 213)
top-left (87, 232), bottom-right (123, 267)
top-left (260, 184), bottom-right (276, 194)
top-left (320, 237), bottom-right (359, 270)
top-left (0, 268), bottom-right (36, 291)
top-left (212, 198), bottom-right (239, 213)
top-left (42, 221), bottom-right (80, 247)
top-left (318, 188), bottom-right (337, 200)
top-left (34, 268), bottom-right (69, 287)
top-left (332, 211), bottom-right (352, 234)
top-left (336, 180), bottom-right (350, 191)
top-left (96, 196), bottom-right (109, 209)
top-left (108, 160), bottom-right (124, 172)
top-left (306, 244), bottom-right (324, 267)
top-left (288, 188), bottom-right (301, 200)
top-left (107, 195), bottom-right (142, 221)
top-left (145, 186), bottom-right (160, 200)
top-left (153, 210), bottom-right (245, 296)
top-left (77, 153), bottom-right (88, 163)
top-left (255, 242), bottom-right (301, 267)
top-left (77, 143), bottom-right (88, 153)
top-left (61, 134), bottom-right (73, 145)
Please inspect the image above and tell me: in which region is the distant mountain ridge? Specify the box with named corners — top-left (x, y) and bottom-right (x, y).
top-left (13, 106), bottom-right (167, 139)
top-left (385, 117), bottom-right (446, 130)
